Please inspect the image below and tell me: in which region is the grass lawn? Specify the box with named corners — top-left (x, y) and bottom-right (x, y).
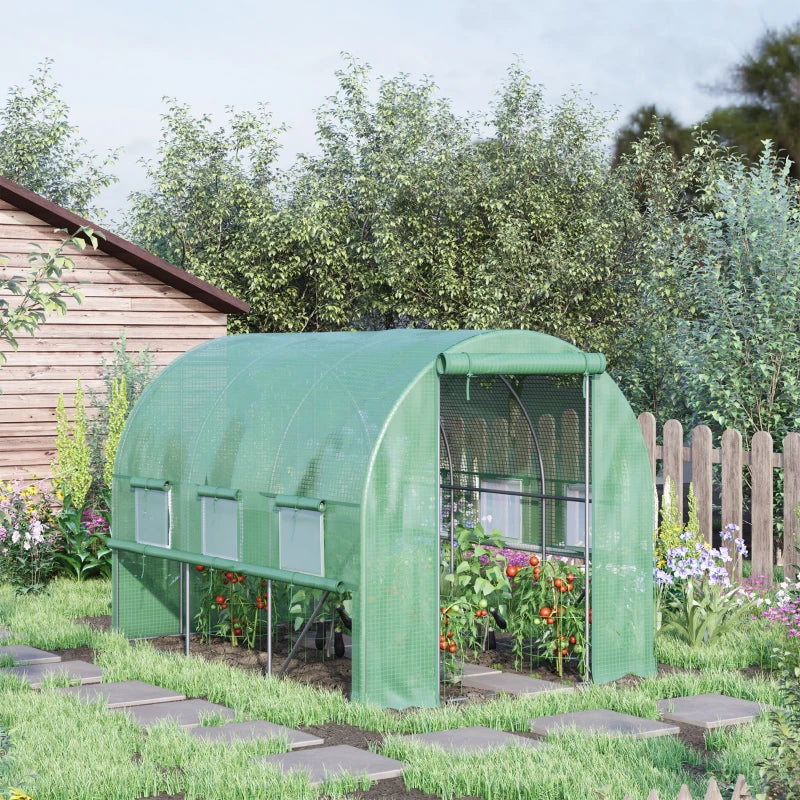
top-left (0, 578), bottom-right (788, 800)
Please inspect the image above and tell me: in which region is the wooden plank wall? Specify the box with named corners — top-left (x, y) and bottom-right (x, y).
top-left (0, 201), bottom-right (228, 480)
top-left (638, 412), bottom-right (799, 585)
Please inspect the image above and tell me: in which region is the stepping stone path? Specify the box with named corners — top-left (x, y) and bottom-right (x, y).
top-left (403, 725), bottom-right (542, 753)
top-left (121, 699), bottom-right (236, 730)
top-left (462, 671), bottom-right (572, 696)
top-left (657, 693), bottom-right (768, 728)
top-left (460, 663), bottom-right (501, 678)
top-left (260, 744), bottom-right (404, 786)
top-left (0, 645), bottom-right (61, 666)
top-left (56, 680), bottom-right (185, 708)
top-left (529, 709), bottom-right (679, 739)
top-left (0, 659), bottom-right (103, 688)
top-left (190, 720), bottom-right (323, 749)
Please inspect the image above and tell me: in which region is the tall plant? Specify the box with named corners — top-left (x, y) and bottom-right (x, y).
top-left (103, 375), bottom-right (127, 490)
top-left (51, 379), bottom-right (91, 508)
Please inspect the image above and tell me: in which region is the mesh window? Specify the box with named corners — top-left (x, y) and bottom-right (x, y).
top-left (201, 497), bottom-right (239, 560)
top-left (279, 508), bottom-right (325, 576)
top-left (439, 374), bottom-right (589, 553)
top-left (134, 488), bottom-right (170, 547)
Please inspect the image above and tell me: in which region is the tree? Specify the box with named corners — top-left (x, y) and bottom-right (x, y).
top-left (0, 60), bottom-right (118, 217)
top-left (674, 142), bottom-right (800, 446)
top-left (128, 59), bottom-right (667, 360)
top-left (612, 104), bottom-right (694, 166)
top-left (704, 21), bottom-right (800, 177)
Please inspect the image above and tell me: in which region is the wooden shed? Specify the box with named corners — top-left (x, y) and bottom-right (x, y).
top-left (0, 176), bottom-right (249, 481)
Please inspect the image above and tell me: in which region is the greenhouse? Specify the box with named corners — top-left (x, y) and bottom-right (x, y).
top-left (110, 329), bottom-right (655, 709)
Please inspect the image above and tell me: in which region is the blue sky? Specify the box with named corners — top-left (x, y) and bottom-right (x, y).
top-left (3, 0), bottom-right (798, 222)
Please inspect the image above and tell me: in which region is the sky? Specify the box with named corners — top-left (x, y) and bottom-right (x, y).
top-left (2, 0), bottom-right (798, 224)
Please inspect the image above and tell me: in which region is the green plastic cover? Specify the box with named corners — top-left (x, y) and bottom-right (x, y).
top-left (113, 329), bottom-right (655, 707)
top-left (590, 374), bottom-right (656, 682)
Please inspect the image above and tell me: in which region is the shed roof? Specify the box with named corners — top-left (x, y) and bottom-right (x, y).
top-left (0, 175), bottom-right (250, 315)
top-left (116, 329), bottom-right (582, 504)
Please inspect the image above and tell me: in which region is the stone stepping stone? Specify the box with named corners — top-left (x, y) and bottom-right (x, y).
top-left (122, 698), bottom-right (236, 729)
top-left (260, 744), bottom-right (403, 786)
top-left (0, 660), bottom-right (103, 688)
top-left (462, 671), bottom-right (572, 696)
top-left (403, 725), bottom-right (542, 754)
top-left (0, 628), bottom-right (11, 641)
top-left (0, 645), bottom-right (61, 666)
top-left (56, 680), bottom-right (185, 708)
top-left (190, 720), bottom-right (323, 749)
top-left (530, 709), bottom-right (679, 739)
top-left (657, 693), bottom-right (767, 729)
top-left (461, 663), bottom-right (501, 678)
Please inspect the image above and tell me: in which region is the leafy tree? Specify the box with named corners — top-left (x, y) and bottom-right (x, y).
top-left (705, 21), bottom-right (800, 177)
top-left (673, 141), bottom-right (800, 446)
top-left (128, 59), bottom-right (666, 360)
top-left (612, 104), bottom-right (694, 166)
top-left (0, 60), bottom-right (118, 217)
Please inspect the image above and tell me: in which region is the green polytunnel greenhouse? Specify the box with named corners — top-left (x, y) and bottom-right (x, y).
top-left (110, 329), bottom-right (656, 709)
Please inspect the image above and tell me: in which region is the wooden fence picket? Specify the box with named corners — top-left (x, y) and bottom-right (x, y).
top-left (751, 431), bottom-right (774, 584)
top-left (663, 419), bottom-right (684, 516)
top-left (783, 432), bottom-right (800, 582)
top-left (692, 425), bottom-right (713, 545)
top-left (624, 775), bottom-right (752, 800)
top-left (721, 428), bottom-right (744, 580)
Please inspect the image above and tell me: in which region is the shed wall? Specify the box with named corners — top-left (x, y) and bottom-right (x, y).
top-left (0, 202), bottom-right (227, 480)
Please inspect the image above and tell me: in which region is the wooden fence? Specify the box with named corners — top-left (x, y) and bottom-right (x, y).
top-left (637, 413), bottom-right (799, 585)
top-left (629, 775), bottom-right (753, 800)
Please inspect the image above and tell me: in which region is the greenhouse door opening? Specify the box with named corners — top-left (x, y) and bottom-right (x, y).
top-left (439, 373), bottom-right (591, 560)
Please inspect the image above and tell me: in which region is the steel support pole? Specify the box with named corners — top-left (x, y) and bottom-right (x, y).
top-left (266, 579), bottom-right (273, 676)
top-left (184, 561), bottom-right (191, 657)
top-left (583, 374), bottom-right (591, 681)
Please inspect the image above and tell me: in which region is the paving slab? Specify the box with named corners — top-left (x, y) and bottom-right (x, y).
top-left (461, 663), bottom-right (502, 678)
top-left (190, 720), bottom-right (323, 749)
top-left (403, 725), bottom-right (542, 754)
top-left (657, 693), bottom-right (767, 729)
top-left (0, 659), bottom-right (103, 688)
top-left (462, 671), bottom-right (572, 696)
top-left (529, 709), bottom-right (679, 739)
top-left (122, 698), bottom-right (236, 729)
top-left (56, 680), bottom-right (185, 708)
top-left (260, 744), bottom-right (404, 786)
top-left (0, 645), bottom-right (61, 666)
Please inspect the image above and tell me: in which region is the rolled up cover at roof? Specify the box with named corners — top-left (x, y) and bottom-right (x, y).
top-left (274, 495), bottom-right (326, 512)
top-left (436, 351), bottom-right (606, 376)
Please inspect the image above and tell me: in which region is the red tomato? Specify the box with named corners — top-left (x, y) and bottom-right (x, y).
top-left (225, 572), bottom-right (234, 580)
top-left (195, 564), bottom-right (205, 572)
top-left (554, 578), bottom-right (563, 589)
top-left (220, 603), bottom-right (227, 609)
top-left (566, 573), bottom-right (575, 583)
top-left (506, 565), bottom-right (519, 578)
top-left (546, 617), bottom-right (555, 625)
top-left (448, 644), bottom-right (457, 653)
top-left (446, 631), bottom-right (454, 639)
top-left (560, 585), bottom-right (568, 593)
top-left (215, 595), bottom-right (224, 604)
top-left (440, 642), bottom-right (447, 650)
top-left (233, 628), bottom-right (242, 636)
top-left (529, 555), bottom-right (540, 567)
top-left (566, 583), bottom-right (574, 591)
top-left (539, 607), bottom-right (552, 618)
top-left (569, 635), bottom-right (577, 644)
top-left (222, 578), bottom-right (229, 585)
top-left (561, 648), bottom-right (568, 656)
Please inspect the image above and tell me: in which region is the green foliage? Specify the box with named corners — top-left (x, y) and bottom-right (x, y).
top-left (53, 499), bottom-right (111, 581)
top-left (675, 142), bottom-right (800, 446)
top-left (88, 331), bottom-right (155, 501)
top-left (612, 104), bottom-right (694, 166)
top-left (52, 380), bottom-right (92, 508)
top-left (0, 60), bottom-right (118, 217)
top-left (0, 229), bottom-right (94, 368)
top-left (758, 645), bottom-right (800, 799)
top-left (127, 59), bottom-right (664, 360)
top-left (103, 375), bottom-right (127, 489)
